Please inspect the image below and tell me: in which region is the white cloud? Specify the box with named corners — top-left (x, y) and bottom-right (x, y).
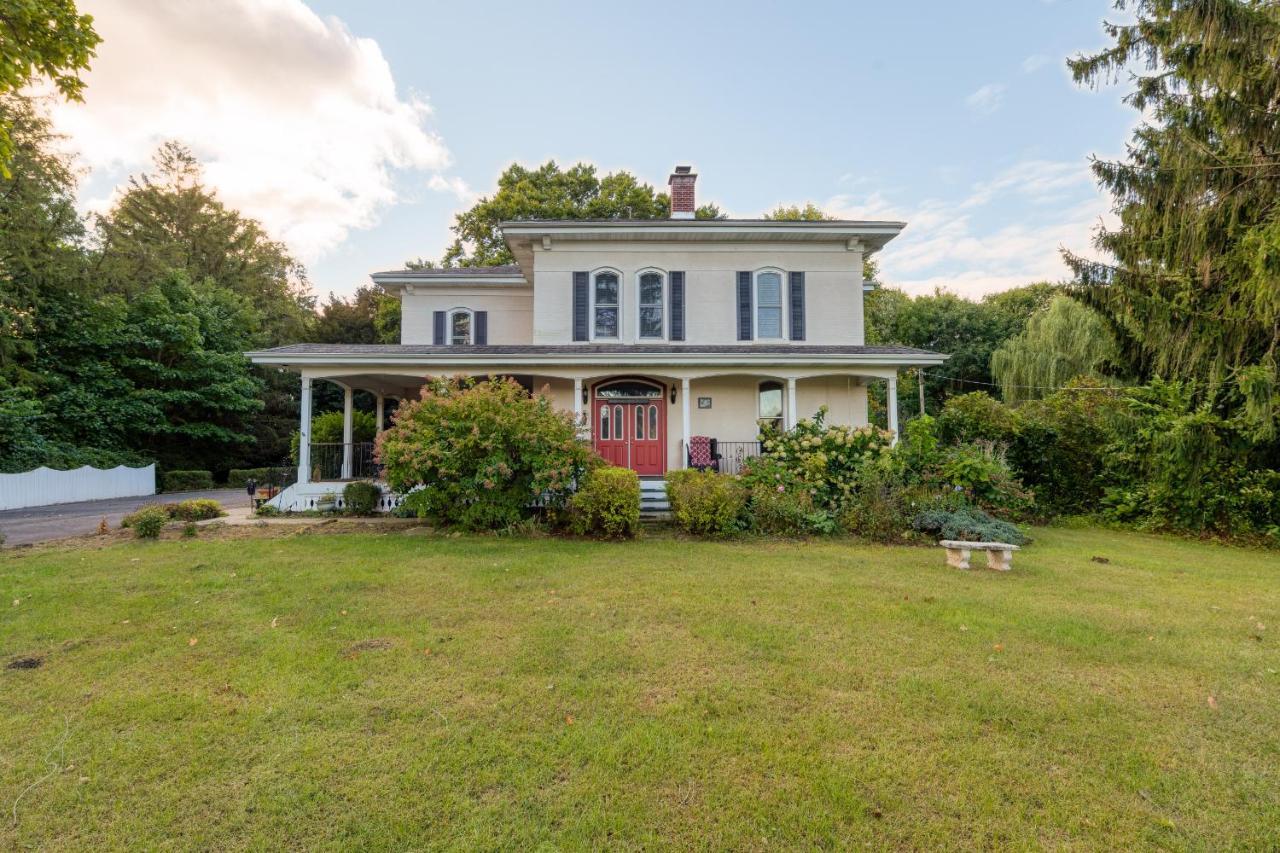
top-left (964, 83), bottom-right (1006, 115)
top-left (1022, 54), bottom-right (1051, 73)
top-left (42, 0), bottom-right (460, 261)
top-left (827, 161), bottom-right (1115, 298)
top-left (427, 173), bottom-right (476, 203)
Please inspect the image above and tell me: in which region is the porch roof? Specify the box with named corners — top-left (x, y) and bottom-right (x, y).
top-left (246, 343), bottom-right (947, 370)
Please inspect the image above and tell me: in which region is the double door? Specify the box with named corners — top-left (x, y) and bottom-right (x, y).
top-left (593, 398), bottom-right (664, 475)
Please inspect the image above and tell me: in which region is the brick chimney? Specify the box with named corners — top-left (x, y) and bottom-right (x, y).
top-left (668, 165), bottom-right (696, 219)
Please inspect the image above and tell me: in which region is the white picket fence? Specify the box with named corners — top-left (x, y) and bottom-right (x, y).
top-left (0, 464), bottom-right (156, 511)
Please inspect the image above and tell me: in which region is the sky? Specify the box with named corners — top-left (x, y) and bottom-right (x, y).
top-left (45, 0), bottom-right (1138, 300)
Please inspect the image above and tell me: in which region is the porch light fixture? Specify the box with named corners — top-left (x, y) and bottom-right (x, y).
top-left (670, 386), bottom-right (677, 404)
top-left (581, 385), bottom-right (589, 405)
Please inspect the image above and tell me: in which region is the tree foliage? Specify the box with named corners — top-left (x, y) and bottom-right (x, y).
top-left (991, 294), bottom-right (1119, 404)
top-left (441, 161), bottom-right (723, 267)
top-left (1066, 0), bottom-right (1280, 440)
top-left (0, 0), bottom-right (100, 176)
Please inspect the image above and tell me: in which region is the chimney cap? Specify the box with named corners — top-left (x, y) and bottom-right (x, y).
top-left (670, 165), bottom-right (695, 180)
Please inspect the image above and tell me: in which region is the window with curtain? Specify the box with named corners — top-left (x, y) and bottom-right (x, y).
top-left (756, 271), bottom-right (783, 338)
top-left (449, 309), bottom-right (472, 345)
top-left (638, 271), bottom-right (664, 338)
top-left (593, 272), bottom-right (619, 338)
top-left (758, 380), bottom-right (784, 433)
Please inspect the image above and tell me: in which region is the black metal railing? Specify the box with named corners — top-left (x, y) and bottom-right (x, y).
top-left (716, 441), bottom-right (763, 475)
top-left (306, 442), bottom-right (378, 481)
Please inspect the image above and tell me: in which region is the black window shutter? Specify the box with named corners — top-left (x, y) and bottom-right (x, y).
top-left (736, 272), bottom-right (753, 340)
top-left (433, 310), bottom-right (445, 345)
top-left (474, 311), bottom-right (488, 345)
top-left (670, 271), bottom-right (685, 341)
top-left (789, 271), bottom-right (806, 341)
top-left (572, 272), bottom-right (589, 341)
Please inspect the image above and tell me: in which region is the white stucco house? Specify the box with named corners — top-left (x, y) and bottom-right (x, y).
top-left (248, 166), bottom-right (947, 510)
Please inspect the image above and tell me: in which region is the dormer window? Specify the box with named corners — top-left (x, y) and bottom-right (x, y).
top-left (449, 309), bottom-right (472, 345)
top-left (638, 270), bottom-right (665, 339)
top-left (593, 271), bottom-right (619, 338)
top-left (755, 271), bottom-right (784, 339)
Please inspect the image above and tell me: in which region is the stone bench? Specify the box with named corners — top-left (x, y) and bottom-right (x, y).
top-left (940, 540), bottom-right (1021, 571)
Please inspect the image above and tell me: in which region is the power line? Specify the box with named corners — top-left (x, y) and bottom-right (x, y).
top-left (921, 370), bottom-right (1139, 393)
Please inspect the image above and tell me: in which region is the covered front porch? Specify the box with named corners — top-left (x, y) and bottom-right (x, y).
top-left (247, 344), bottom-right (946, 510)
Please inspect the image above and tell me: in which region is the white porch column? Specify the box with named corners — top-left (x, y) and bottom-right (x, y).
top-left (681, 377), bottom-right (691, 469)
top-left (298, 376), bottom-right (312, 485)
top-left (786, 378), bottom-right (798, 430)
top-left (341, 385), bottom-right (354, 479)
top-left (887, 374), bottom-right (900, 444)
top-left (375, 394), bottom-right (385, 432)
top-left (573, 378), bottom-right (583, 437)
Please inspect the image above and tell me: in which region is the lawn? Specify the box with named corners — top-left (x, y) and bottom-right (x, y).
top-left (2, 525), bottom-right (1278, 849)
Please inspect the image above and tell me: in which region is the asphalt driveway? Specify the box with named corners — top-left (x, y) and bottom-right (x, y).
top-left (0, 489), bottom-right (247, 547)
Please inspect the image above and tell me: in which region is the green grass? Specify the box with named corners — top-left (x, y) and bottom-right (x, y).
top-left (2, 526), bottom-right (1278, 849)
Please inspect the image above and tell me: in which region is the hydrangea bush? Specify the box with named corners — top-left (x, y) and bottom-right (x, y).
top-left (378, 377), bottom-right (597, 531)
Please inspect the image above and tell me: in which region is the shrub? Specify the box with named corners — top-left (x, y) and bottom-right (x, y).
top-left (744, 406), bottom-right (895, 514)
top-left (939, 442), bottom-right (1034, 518)
top-left (121, 502), bottom-right (169, 528)
top-left (665, 469), bottom-right (747, 537)
top-left (911, 506), bottom-right (1029, 546)
top-left (181, 522), bottom-right (198, 538)
top-left (936, 392), bottom-right (1018, 445)
top-left (130, 505), bottom-right (169, 539)
top-left (162, 470), bottom-right (214, 492)
top-left (838, 464), bottom-right (916, 542)
top-left (748, 481), bottom-right (831, 536)
top-left (169, 499), bottom-right (224, 521)
top-left (379, 377), bottom-right (598, 531)
top-left (567, 466), bottom-right (640, 538)
top-left (343, 481), bottom-right (381, 516)
top-left (227, 468), bottom-right (270, 489)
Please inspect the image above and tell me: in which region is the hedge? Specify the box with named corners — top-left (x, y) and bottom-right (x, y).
top-left (162, 470), bottom-right (214, 492)
top-left (226, 468), bottom-right (270, 489)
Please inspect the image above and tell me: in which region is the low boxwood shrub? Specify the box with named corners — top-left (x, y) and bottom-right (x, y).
top-left (665, 469), bottom-right (746, 537)
top-left (162, 470), bottom-right (214, 492)
top-left (130, 505), bottom-right (169, 539)
top-left (121, 502), bottom-right (169, 528)
top-left (567, 466), bottom-right (640, 538)
top-left (226, 468), bottom-right (270, 489)
top-left (343, 481), bottom-right (382, 516)
top-left (910, 506), bottom-right (1029, 546)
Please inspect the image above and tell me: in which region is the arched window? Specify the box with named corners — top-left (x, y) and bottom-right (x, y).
top-left (755, 270), bottom-right (784, 339)
top-left (449, 309), bottom-right (473, 345)
top-left (637, 270), bottom-right (665, 339)
top-left (758, 380), bottom-right (784, 433)
top-left (592, 271), bottom-right (619, 338)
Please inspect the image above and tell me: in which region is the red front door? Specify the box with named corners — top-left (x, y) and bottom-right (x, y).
top-left (592, 382), bottom-right (665, 475)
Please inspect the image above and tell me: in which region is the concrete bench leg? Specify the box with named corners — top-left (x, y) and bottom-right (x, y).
top-left (945, 547), bottom-right (971, 570)
top-left (986, 549), bottom-right (1013, 571)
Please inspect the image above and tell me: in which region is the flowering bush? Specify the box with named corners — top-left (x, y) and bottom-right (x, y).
top-left (378, 377), bottom-right (598, 531)
top-left (744, 406), bottom-right (896, 514)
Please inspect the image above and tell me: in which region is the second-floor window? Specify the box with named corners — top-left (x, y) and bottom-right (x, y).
top-left (638, 271), bottom-right (664, 338)
top-left (449, 309), bottom-right (472, 345)
top-left (593, 271), bottom-right (619, 338)
top-left (756, 271), bottom-right (783, 339)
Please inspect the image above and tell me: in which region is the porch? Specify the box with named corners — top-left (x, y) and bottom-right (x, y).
top-left (246, 343), bottom-right (947, 511)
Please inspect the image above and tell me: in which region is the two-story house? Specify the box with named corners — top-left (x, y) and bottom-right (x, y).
top-left (248, 166), bottom-right (947, 510)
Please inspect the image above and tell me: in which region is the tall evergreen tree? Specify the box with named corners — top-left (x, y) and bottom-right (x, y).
top-left (1066, 0), bottom-right (1280, 439)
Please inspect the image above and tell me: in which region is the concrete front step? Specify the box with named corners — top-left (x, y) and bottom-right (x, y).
top-left (639, 479), bottom-right (669, 513)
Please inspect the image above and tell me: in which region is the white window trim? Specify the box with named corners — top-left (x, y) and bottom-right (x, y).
top-left (447, 307), bottom-right (473, 346)
top-left (589, 268), bottom-right (622, 341)
top-left (634, 267), bottom-right (667, 341)
top-left (753, 268), bottom-right (787, 341)
top-left (757, 379), bottom-right (785, 430)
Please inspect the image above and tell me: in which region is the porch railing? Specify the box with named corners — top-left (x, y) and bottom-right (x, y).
top-left (716, 441), bottom-right (763, 475)
top-left (306, 442), bottom-right (378, 481)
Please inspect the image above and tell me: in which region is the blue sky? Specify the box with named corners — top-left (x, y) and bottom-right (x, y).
top-left (58, 0), bottom-right (1137, 299)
